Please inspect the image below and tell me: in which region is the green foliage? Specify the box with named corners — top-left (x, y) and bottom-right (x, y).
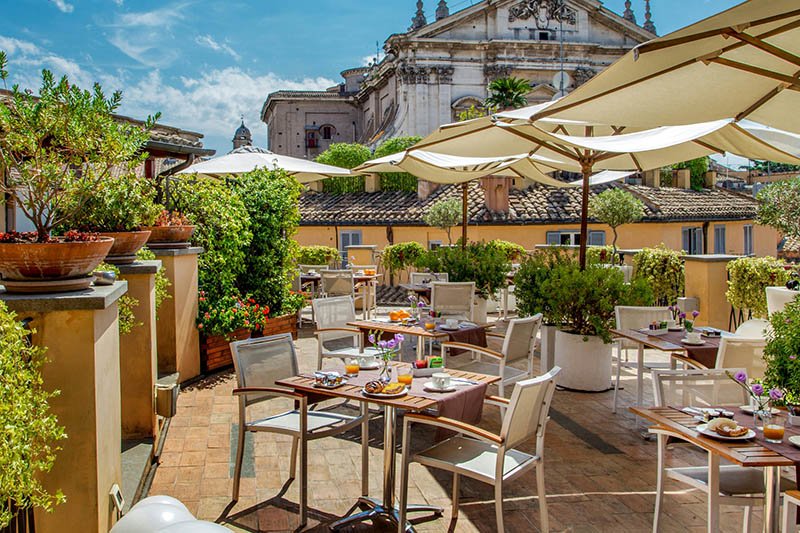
top-left (63, 173), bottom-right (162, 232)
top-left (423, 198), bottom-right (462, 244)
top-left (589, 188), bottom-right (645, 257)
top-left (515, 247), bottom-right (575, 326)
top-left (171, 177), bottom-right (252, 303)
top-left (670, 157), bottom-right (709, 191)
top-left (234, 169), bottom-right (302, 317)
top-left (316, 143), bottom-right (371, 193)
top-left (486, 240), bottom-right (526, 262)
top-left (0, 62), bottom-right (157, 240)
top-left (632, 245), bottom-right (685, 305)
top-left (382, 242), bottom-right (426, 274)
top-left (485, 77), bottom-right (531, 111)
top-left (457, 105), bottom-right (487, 122)
top-left (374, 136), bottom-right (422, 192)
top-left (283, 290), bottom-right (307, 314)
top-left (746, 160), bottom-right (800, 174)
top-left (297, 245), bottom-right (339, 266)
top-left (0, 301), bottom-right (66, 526)
top-left (585, 245), bottom-right (616, 265)
top-left (97, 262), bottom-right (139, 334)
top-left (197, 293), bottom-right (270, 337)
top-left (757, 178), bottom-right (800, 239)
top-left (136, 247), bottom-right (171, 315)
top-left (417, 241), bottom-right (510, 298)
top-left (726, 257), bottom-right (791, 318)
top-left (763, 297), bottom-right (800, 403)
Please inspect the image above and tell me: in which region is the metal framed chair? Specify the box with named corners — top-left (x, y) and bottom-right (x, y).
top-left (409, 272), bottom-right (449, 285)
top-left (350, 265), bottom-right (378, 317)
top-left (311, 295), bottom-right (380, 370)
top-left (298, 264), bottom-right (330, 273)
top-left (783, 490), bottom-right (800, 533)
top-left (230, 333), bottom-right (369, 525)
top-left (714, 336), bottom-right (768, 379)
top-left (430, 281), bottom-right (475, 321)
top-left (734, 319), bottom-right (770, 338)
top-left (441, 314), bottom-right (542, 400)
top-left (397, 367), bottom-right (560, 533)
top-left (651, 368), bottom-right (793, 533)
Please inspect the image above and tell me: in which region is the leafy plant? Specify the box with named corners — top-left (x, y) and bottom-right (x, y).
top-left (726, 257), bottom-right (791, 318)
top-left (763, 297), bottom-right (800, 404)
top-left (423, 198), bottom-right (462, 245)
top-left (632, 245), bottom-right (685, 305)
top-left (757, 178), bottom-right (800, 239)
top-left (152, 210), bottom-right (191, 227)
top-left (297, 245), bottom-right (339, 266)
top-left (197, 292), bottom-right (270, 337)
top-left (97, 262), bottom-right (139, 334)
top-left (136, 247), bottom-right (171, 315)
top-left (457, 105), bottom-right (487, 122)
top-left (382, 242), bottom-right (426, 275)
top-left (585, 245), bottom-right (616, 265)
top-left (417, 241), bottom-right (510, 298)
top-left (589, 189), bottom-right (645, 260)
top-left (283, 290), bottom-right (307, 315)
top-left (373, 136), bottom-right (422, 192)
top-left (514, 247), bottom-right (575, 326)
top-left (670, 157), bottom-right (709, 191)
top-left (234, 169), bottom-right (303, 317)
top-left (316, 143), bottom-right (371, 194)
top-left (0, 301), bottom-right (66, 526)
top-left (485, 76), bottom-right (531, 111)
top-left (486, 240), bottom-right (526, 262)
top-left (0, 60), bottom-right (158, 241)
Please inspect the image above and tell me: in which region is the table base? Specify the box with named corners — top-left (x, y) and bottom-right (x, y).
top-left (329, 496), bottom-right (442, 531)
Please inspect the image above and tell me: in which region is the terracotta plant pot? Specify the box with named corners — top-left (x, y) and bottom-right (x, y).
top-left (200, 328), bottom-right (251, 373)
top-left (0, 237), bottom-right (114, 293)
top-left (99, 230), bottom-right (152, 264)
top-left (143, 225), bottom-right (196, 248)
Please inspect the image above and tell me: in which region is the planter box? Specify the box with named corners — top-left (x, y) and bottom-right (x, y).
top-left (253, 312), bottom-right (299, 340)
top-left (200, 328), bottom-right (251, 373)
top-left (554, 329), bottom-right (612, 392)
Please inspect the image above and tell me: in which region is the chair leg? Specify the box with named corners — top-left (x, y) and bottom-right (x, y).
top-left (397, 429), bottom-right (412, 533)
top-left (451, 473), bottom-right (460, 517)
top-left (653, 434), bottom-right (666, 533)
top-left (494, 480), bottom-right (504, 533)
top-left (361, 402), bottom-right (369, 497)
top-left (232, 423), bottom-right (246, 501)
top-left (299, 435), bottom-right (308, 527)
top-left (289, 436), bottom-right (299, 480)
top-left (707, 452), bottom-right (720, 533)
top-left (742, 506), bottom-right (752, 533)
top-left (612, 342), bottom-right (622, 414)
top-left (536, 464), bottom-right (549, 532)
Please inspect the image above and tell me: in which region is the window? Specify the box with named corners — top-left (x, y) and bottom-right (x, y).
top-left (744, 224), bottom-right (754, 255)
top-left (320, 125), bottom-right (335, 140)
top-left (513, 28), bottom-right (521, 40)
top-left (428, 240), bottom-right (443, 250)
top-left (339, 230), bottom-right (362, 267)
top-left (713, 225), bottom-right (726, 254)
top-left (682, 227), bottom-right (703, 255)
top-left (588, 231), bottom-right (606, 246)
top-left (538, 31), bottom-right (551, 41)
top-left (545, 230), bottom-right (603, 246)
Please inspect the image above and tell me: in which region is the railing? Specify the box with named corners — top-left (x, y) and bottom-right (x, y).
top-left (2, 502), bottom-right (35, 533)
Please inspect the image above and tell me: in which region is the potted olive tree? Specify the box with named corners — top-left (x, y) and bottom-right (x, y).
top-left (757, 179), bottom-right (800, 312)
top-left (0, 57), bottom-right (157, 291)
top-left (589, 188), bottom-right (644, 281)
top-left (763, 297), bottom-right (800, 423)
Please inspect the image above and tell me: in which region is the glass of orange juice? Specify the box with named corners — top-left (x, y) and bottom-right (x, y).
top-left (763, 418), bottom-right (785, 443)
top-left (345, 358), bottom-right (360, 378)
top-left (397, 367), bottom-right (413, 386)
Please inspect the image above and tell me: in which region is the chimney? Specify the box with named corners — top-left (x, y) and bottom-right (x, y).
top-left (435, 0), bottom-right (449, 20)
top-left (642, 169), bottom-right (660, 188)
top-left (364, 173), bottom-right (382, 193)
top-left (480, 176), bottom-right (512, 214)
top-left (676, 168), bottom-right (692, 189)
top-left (418, 179), bottom-right (440, 200)
top-left (704, 170), bottom-right (717, 189)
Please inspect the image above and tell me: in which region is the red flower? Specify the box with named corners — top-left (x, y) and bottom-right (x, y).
top-left (248, 298), bottom-right (255, 304)
top-left (204, 312), bottom-right (210, 319)
top-left (197, 324), bottom-right (204, 330)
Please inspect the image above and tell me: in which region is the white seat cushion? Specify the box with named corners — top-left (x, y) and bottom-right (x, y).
top-left (249, 410), bottom-right (356, 433)
top-left (414, 436), bottom-right (538, 482)
top-left (669, 465), bottom-right (795, 496)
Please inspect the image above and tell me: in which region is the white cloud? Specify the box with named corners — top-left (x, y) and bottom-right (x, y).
top-left (0, 35), bottom-right (41, 56)
top-left (106, 4), bottom-right (187, 67)
top-left (361, 51), bottom-right (385, 67)
top-left (50, 0), bottom-right (74, 13)
top-left (111, 0), bottom-right (124, 5)
top-left (194, 35), bottom-right (240, 61)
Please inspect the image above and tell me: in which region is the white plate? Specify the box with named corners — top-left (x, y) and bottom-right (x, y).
top-left (668, 326), bottom-right (684, 332)
top-left (423, 382), bottom-right (456, 393)
top-left (681, 338), bottom-right (706, 346)
top-left (439, 325), bottom-right (459, 331)
top-left (696, 423), bottom-right (756, 441)
top-left (738, 405), bottom-right (780, 415)
top-left (789, 435), bottom-right (800, 449)
top-left (358, 361), bottom-right (381, 370)
top-left (361, 386), bottom-right (409, 399)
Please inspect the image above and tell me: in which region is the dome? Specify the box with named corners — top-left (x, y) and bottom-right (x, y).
top-left (234, 120), bottom-right (251, 141)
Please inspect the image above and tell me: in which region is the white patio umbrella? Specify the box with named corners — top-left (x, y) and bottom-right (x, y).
top-left (175, 145), bottom-right (354, 183)
top-left (529, 0), bottom-right (800, 133)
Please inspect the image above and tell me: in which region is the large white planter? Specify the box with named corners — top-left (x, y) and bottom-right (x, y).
top-left (766, 286), bottom-right (799, 316)
top-left (539, 325), bottom-right (557, 372)
top-left (554, 329), bottom-right (613, 392)
top-left (473, 296), bottom-right (489, 323)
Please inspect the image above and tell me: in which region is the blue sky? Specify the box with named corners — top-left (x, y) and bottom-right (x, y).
top-left (1, 0), bottom-right (743, 159)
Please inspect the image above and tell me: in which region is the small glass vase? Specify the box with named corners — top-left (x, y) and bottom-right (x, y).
top-left (379, 359), bottom-right (392, 383)
top-left (753, 408), bottom-right (772, 432)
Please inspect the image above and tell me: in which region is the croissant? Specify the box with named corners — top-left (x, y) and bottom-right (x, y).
top-left (364, 381), bottom-right (384, 394)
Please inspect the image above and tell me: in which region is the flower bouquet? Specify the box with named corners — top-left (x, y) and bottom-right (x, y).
top-left (726, 370), bottom-right (783, 430)
top-left (369, 331), bottom-right (405, 383)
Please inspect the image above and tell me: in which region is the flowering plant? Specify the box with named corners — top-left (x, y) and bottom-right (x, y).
top-left (667, 305), bottom-right (680, 321)
top-left (408, 294), bottom-right (426, 315)
top-left (368, 330), bottom-right (405, 363)
top-left (726, 370), bottom-right (783, 411)
top-left (680, 310), bottom-right (700, 332)
top-left (197, 291), bottom-right (270, 337)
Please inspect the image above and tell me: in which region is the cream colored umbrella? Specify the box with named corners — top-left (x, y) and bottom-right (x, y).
top-left (529, 0), bottom-right (800, 133)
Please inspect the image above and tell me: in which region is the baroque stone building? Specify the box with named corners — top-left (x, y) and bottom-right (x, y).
top-left (261, 0), bottom-right (656, 159)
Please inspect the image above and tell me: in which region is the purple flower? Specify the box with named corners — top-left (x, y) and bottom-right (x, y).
top-left (790, 354), bottom-right (797, 360)
top-left (679, 312), bottom-right (686, 319)
top-left (668, 306), bottom-right (674, 312)
top-left (734, 370), bottom-right (748, 383)
top-left (378, 340), bottom-right (388, 349)
top-left (394, 333), bottom-right (405, 343)
top-left (417, 301), bottom-right (425, 308)
top-left (386, 339), bottom-right (397, 350)
top-left (408, 295), bottom-right (415, 302)
top-left (769, 388), bottom-right (784, 401)
top-left (752, 383), bottom-right (764, 396)
top-left (368, 334), bottom-right (376, 344)
top-left (692, 310), bottom-right (700, 318)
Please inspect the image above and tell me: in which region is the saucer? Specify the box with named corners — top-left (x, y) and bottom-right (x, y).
top-left (681, 338), bottom-right (705, 346)
top-left (789, 435), bottom-right (800, 449)
top-left (359, 361), bottom-right (381, 370)
top-left (423, 382), bottom-right (456, 393)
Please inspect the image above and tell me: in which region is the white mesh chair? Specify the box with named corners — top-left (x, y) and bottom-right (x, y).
top-left (311, 296), bottom-right (380, 370)
top-left (298, 264), bottom-right (329, 273)
top-left (441, 314), bottom-right (542, 400)
top-left (410, 272), bottom-right (449, 285)
top-left (734, 319), bottom-right (770, 338)
top-left (350, 265), bottom-right (378, 317)
top-left (714, 337), bottom-right (768, 379)
top-left (784, 490), bottom-right (800, 533)
top-left (397, 367), bottom-right (560, 533)
top-left (430, 281), bottom-right (475, 321)
top-left (230, 334), bottom-right (368, 525)
top-left (612, 306), bottom-right (674, 414)
top-left (651, 368), bottom-right (793, 533)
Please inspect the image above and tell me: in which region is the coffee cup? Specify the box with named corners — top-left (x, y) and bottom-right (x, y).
top-left (665, 319), bottom-right (677, 329)
top-left (446, 318), bottom-right (458, 329)
top-left (431, 372), bottom-right (451, 390)
top-left (359, 354), bottom-right (377, 367)
top-left (687, 331), bottom-right (702, 343)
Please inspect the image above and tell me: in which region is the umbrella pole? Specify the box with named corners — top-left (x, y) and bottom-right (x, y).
top-left (461, 182), bottom-right (468, 248)
top-left (579, 164), bottom-right (591, 270)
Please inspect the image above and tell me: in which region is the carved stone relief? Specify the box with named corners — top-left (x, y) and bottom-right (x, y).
top-left (508, 0), bottom-right (577, 28)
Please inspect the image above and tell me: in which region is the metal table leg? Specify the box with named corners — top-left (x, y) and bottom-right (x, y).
top-left (763, 466), bottom-right (781, 533)
top-left (330, 405), bottom-right (443, 531)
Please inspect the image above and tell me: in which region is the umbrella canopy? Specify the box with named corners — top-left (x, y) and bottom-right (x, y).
top-left (529, 0), bottom-right (800, 133)
top-left (175, 145), bottom-right (353, 183)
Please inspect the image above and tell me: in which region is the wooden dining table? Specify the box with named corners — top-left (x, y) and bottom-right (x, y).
top-left (632, 406), bottom-right (796, 533)
top-left (348, 318), bottom-right (492, 358)
top-left (276, 364), bottom-right (500, 531)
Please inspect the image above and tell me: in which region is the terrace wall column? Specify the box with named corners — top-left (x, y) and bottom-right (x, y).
top-left (152, 247), bottom-right (202, 384)
top-left (117, 260), bottom-right (161, 439)
top-left (0, 283), bottom-right (128, 533)
top-left (683, 254), bottom-right (739, 331)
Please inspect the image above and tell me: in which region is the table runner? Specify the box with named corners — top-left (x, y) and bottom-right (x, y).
top-left (660, 330), bottom-right (721, 368)
top-left (438, 324), bottom-right (488, 356)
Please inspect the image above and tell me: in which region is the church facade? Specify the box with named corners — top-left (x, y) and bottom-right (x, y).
top-left (261, 0), bottom-right (657, 159)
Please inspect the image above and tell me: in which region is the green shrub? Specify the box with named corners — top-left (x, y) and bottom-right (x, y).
top-left (382, 242), bottom-right (427, 275)
top-left (417, 241), bottom-right (510, 298)
top-left (298, 245), bottom-right (339, 266)
top-left (764, 297), bottom-right (800, 405)
top-left (0, 301), bottom-right (66, 526)
top-left (726, 257), bottom-right (791, 318)
top-left (423, 198), bottom-right (462, 245)
top-left (585, 245), bottom-right (616, 265)
top-left (316, 143), bottom-right (371, 194)
top-left (757, 178), bottom-right (800, 240)
top-left (374, 136), bottom-right (422, 192)
top-left (486, 240), bottom-right (526, 262)
top-left (633, 245), bottom-right (685, 305)
top-left (589, 188), bottom-right (644, 259)
top-left (514, 247), bottom-right (575, 326)
top-left (97, 262), bottom-right (139, 334)
top-left (136, 247), bottom-right (171, 315)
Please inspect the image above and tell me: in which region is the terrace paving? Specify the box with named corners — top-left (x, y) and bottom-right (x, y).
top-left (147, 311), bottom-right (789, 532)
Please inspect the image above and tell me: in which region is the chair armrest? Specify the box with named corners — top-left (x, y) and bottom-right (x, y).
top-left (314, 327), bottom-right (362, 336)
top-left (485, 332), bottom-right (505, 339)
top-left (441, 341), bottom-right (504, 360)
top-left (232, 387), bottom-right (306, 400)
top-left (404, 413), bottom-right (504, 445)
top-left (485, 395), bottom-right (510, 405)
top-left (670, 353), bottom-right (708, 369)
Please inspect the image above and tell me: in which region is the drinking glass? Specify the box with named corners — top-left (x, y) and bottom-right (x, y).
top-left (344, 358), bottom-right (360, 377)
top-left (397, 367), bottom-right (413, 386)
